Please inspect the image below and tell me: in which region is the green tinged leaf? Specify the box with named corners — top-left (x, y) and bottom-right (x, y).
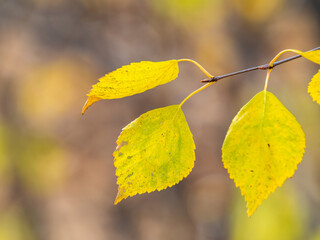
top-left (113, 105), bottom-right (195, 204)
top-left (308, 70), bottom-right (320, 105)
top-left (82, 60), bottom-right (179, 114)
top-left (222, 91), bottom-right (305, 216)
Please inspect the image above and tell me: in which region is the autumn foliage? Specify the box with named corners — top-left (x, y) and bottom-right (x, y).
top-left (83, 48), bottom-right (320, 216)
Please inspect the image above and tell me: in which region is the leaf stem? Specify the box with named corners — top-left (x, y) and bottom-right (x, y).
top-left (179, 46), bottom-right (320, 108)
top-left (179, 82), bottom-right (216, 107)
top-left (264, 69), bottom-right (273, 91)
top-left (263, 49), bottom-right (301, 91)
top-left (202, 46), bottom-right (320, 83)
top-left (178, 59), bottom-right (213, 78)
top-left (268, 49), bottom-right (301, 67)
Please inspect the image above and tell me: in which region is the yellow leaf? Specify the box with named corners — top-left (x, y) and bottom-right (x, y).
top-left (308, 70), bottom-right (320, 105)
top-left (81, 96), bottom-right (101, 115)
top-left (113, 105), bottom-right (195, 204)
top-left (297, 49), bottom-right (320, 65)
top-left (82, 60), bottom-right (179, 114)
top-left (222, 91), bottom-right (305, 216)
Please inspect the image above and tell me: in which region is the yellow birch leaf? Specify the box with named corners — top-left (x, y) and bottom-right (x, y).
top-left (81, 96), bottom-right (101, 115)
top-left (308, 70), bottom-right (320, 105)
top-left (82, 60), bottom-right (179, 114)
top-left (295, 49), bottom-right (320, 65)
top-left (113, 105), bottom-right (195, 204)
top-left (300, 49), bottom-right (320, 65)
top-left (222, 91), bottom-right (305, 216)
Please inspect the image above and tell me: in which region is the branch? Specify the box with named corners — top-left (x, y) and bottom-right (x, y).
top-left (201, 46), bottom-right (320, 83)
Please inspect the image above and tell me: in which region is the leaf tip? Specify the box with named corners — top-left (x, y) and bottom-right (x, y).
top-left (114, 197), bottom-right (121, 205)
top-left (247, 207), bottom-right (256, 217)
top-left (114, 188), bottom-right (126, 205)
top-left (82, 96), bottom-right (101, 115)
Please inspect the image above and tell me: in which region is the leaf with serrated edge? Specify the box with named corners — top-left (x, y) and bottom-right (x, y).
top-left (113, 105), bottom-right (195, 204)
top-left (308, 70), bottom-right (320, 105)
top-left (222, 91), bottom-right (305, 216)
top-left (82, 60), bottom-right (179, 114)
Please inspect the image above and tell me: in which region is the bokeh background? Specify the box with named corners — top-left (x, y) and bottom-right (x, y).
top-left (1, 0), bottom-right (320, 239)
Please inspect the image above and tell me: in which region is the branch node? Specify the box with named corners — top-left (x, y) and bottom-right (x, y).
top-left (258, 64), bottom-right (274, 70)
top-left (201, 78), bottom-right (217, 83)
top-left (199, 46), bottom-right (320, 84)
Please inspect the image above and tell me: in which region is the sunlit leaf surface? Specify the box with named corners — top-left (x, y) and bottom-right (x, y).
top-left (113, 105), bottom-right (195, 204)
top-left (308, 70), bottom-right (320, 105)
top-left (300, 49), bottom-right (320, 65)
top-left (82, 60), bottom-right (179, 114)
top-left (222, 91), bottom-right (305, 216)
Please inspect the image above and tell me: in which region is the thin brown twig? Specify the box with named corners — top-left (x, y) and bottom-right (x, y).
top-left (201, 46), bottom-right (320, 83)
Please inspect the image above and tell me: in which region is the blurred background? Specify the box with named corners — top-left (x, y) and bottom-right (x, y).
top-left (0, 0), bottom-right (320, 239)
